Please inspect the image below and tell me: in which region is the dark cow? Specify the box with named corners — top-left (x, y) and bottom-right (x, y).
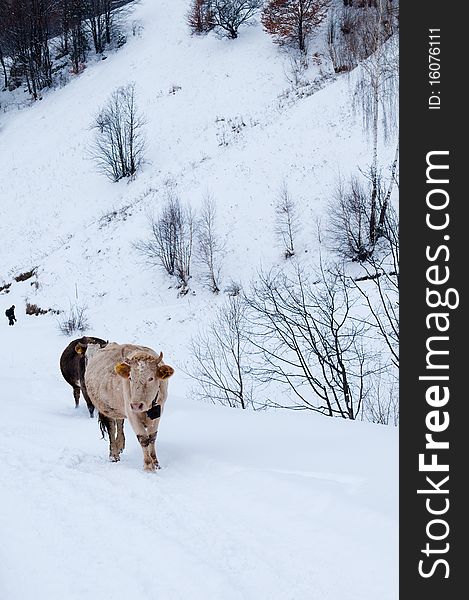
top-left (59, 336), bottom-right (108, 417)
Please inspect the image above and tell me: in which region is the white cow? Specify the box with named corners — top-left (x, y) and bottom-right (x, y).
top-left (85, 343), bottom-right (174, 471)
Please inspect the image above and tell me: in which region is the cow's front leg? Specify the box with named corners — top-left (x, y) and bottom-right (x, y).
top-left (149, 436), bottom-right (159, 470)
top-left (146, 424), bottom-right (160, 470)
top-left (147, 418), bottom-right (160, 469)
top-left (127, 412), bottom-right (158, 472)
top-left (146, 418), bottom-right (161, 470)
top-left (137, 432), bottom-right (158, 472)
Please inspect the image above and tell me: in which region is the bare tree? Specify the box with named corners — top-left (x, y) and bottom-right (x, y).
top-left (354, 9), bottom-right (398, 236)
top-left (197, 194), bottom-right (224, 293)
top-left (328, 1), bottom-right (398, 73)
top-left (0, 44), bottom-right (7, 88)
top-left (245, 264), bottom-right (379, 419)
top-left (190, 296), bottom-right (257, 409)
top-left (0, 0), bottom-right (56, 99)
top-left (275, 184), bottom-right (300, 259)
top-left (327, 143), bottom-right (398, 262)
top-left (135, 194), bottom-right (195, 294)
top-left (174, 202), bottom-right (196, 294)
top-left (350, 200), bottom-right (399, 371)
top-left (0, 1), bottom-right (130, 93)
top-left (91, 83), bottom-right (146, 181)
top-left (84, 0), bottom-right (106, 53)
top-left (64, 0), bottom-right (88, 73)
top-left (327, 3), bottom-right (398, 236)
top-left (327, 174), bottom-right (375, 262)
top-left (211, 0), bottom-right (262, 39)
top-left (135, 197), bottom-right (179, 277)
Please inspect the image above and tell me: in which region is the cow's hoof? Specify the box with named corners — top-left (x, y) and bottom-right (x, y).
top-left (110, 455), bottom-right (120, 463)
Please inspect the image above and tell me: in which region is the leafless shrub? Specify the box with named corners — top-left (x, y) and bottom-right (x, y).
top-left (135, 194), bottom-right (195, 293)
top-left (224, 280), bottom-right (242, 296)
top-left (26, 302), bottom-right (48, 316)
top-left (284, 52), bottom-right (309, 88)
top-left (327, 175), bottom-right (376, 262)
top-left (131, 19), bottom-right (144, 37)
top-left (91, 83), bottom-right (146, 181)
top-left (327, 144), bottom-right (398, 262)
top-left (275, 184), bottom-right (300, 259)
top-left (14, 267), bottom-right (37, 282)
top-left (58, 303), bottom-right (89, 335)
top-left (363, 377), bottom-right (398, 425)
top-left (196, 194), bottom-right (224, 293)
top-left (25, 302), bottom-right (60, 316)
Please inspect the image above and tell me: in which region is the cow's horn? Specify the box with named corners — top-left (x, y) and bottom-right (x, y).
top-left (157, 352), bottom-right (163, 364)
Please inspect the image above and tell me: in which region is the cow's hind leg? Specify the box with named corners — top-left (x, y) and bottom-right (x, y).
top-left (82, 388), bottom-right (95, 418)
top-left (73, 385), bottom-right (80, 408)
top-left (98, 413), bottom-right (120, 462)
top-left (116, 419), bottom-right (125, 455)
top-left (79, 373), bottom-right (95, 418)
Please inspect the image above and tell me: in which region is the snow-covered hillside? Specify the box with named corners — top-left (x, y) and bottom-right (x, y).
top-left (1, 1), bottom-right (398, 598)
top-left (0, 321), bottom-right (397, 600)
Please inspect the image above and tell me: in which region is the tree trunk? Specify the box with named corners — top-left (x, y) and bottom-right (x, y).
top-left (0, 47), bottom-right (7, 88)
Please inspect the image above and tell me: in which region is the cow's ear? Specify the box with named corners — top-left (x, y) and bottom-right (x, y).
top-left (115, 362), bottom-right (131, 378)
top-left (75, 343), bottom-right (86, 355)
top-left (157, 365), bottom-right (174, 380)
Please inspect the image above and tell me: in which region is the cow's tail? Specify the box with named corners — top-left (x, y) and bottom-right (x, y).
top-left (98, 412), bottom-right (111, 440)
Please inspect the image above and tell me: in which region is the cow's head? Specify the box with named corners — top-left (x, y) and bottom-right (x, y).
top-left (114, 352), bottom-right (174, 413)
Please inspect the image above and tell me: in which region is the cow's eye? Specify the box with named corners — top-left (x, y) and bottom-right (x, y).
top-left (128, 376), bottom-right (132, 381)
top-left (148, 377), bottom-right (154, 382)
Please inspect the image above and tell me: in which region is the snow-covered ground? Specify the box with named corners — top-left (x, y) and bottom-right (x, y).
top-left (0, 1), bottom-right (398, 598)
top-left (0, 318), bottom-right (397, 600)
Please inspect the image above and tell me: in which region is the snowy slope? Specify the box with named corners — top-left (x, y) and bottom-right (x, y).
top-left (0, 1), bottom-right (398, 598)
top-left (0, 0), bottom-right (390, 370)
top-left (0, 319), bottom-right (397, 600)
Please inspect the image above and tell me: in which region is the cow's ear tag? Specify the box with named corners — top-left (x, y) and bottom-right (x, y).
top-left (115, 362), bottom-right (131, 378)
top-left (157, 365), bottom-right (175, 380)
top-left (75, 344), bottom-right (85, 355)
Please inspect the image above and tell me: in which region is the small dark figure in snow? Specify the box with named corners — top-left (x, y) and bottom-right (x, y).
top-left (5, 305), bottom-right (16, 326)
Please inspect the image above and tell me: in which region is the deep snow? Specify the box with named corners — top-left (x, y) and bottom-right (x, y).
top-left (0, 1), bottom-right (398, 598)
top-left (0, 319), bottom-right (397, 600)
